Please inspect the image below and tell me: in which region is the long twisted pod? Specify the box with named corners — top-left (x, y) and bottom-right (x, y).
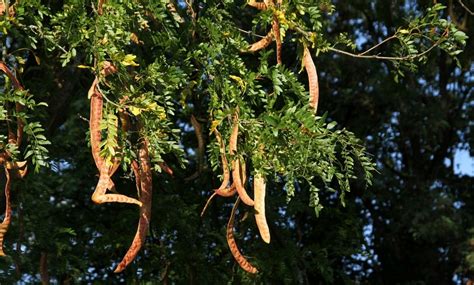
top-left (227, 197), bottom-right (258, 274)
top-left (265, 0), bottom-right (283, 64)
top-left (247, 31), bottom-right (274, 52)
top-left (230, 110), bottom-right (254, 206)
top-left (200, 128), bottom-right (237, 217)
top-left (0, 166), bottom-right (11, 256)
top-left (214, 128), bottom-right (231, 192)
top-left (303, 46), bottom-right (320, 113)
top-left (88, 63), bottom-right (141, 206)
top-left (114, 137), bottom-right (153, 272)
top-left (253, 173), bottom-right (270, 243)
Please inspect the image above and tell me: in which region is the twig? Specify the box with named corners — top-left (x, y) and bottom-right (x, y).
top-left (358, 35), bottom-right (397, 56)
top-left (458, 0), bottom-right (474, 15)
top-left (236, 27), bottom-right (267, 39)
top-left (328, 35), bottom-right (444, 61)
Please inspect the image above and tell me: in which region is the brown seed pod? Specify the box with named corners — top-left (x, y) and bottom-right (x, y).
top-left (200, 128), bottom-right (237, 217)
top-left (91, 163), bottom-right (142, 206)
top-left (227, 197), bottom-right (258, 274)
top-left (303, 46), bottom-right (319, 113)
top-left (114, 138), bottom-right (153, 273)
top-left (248, 0), bottom-right (267, 10)
top-left (88, 65), bottom-right (141, 206)
top-left (272, 17), bottom-right (282, 64)
top-left (97, 0), bottom-right (106, 15)
top-left (247, 31), bottom-right (274, 53)
top-left (254, 173), bottom-right (270, 243)
top-left (230, 110), bottom-right (254, 206)
top-left (0, 167), bottom-right (11, 256)
top-left (201, 184), bottom-right (237, 217)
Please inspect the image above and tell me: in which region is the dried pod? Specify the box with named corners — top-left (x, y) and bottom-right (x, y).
top-left (303, 46), bottom-right (320, 113)
top-left (247, 31), bottom-right (274, 53)
top-left (230, 111), bottom-right (254, 206)
top-left (0, 168), bottom-right (11, 256)
top-left (227, 198), bottom-right (258, 274)
top-left (114, 139), bottom-right (153, 272)
top-left (254, 173), bottom-right (270, 243)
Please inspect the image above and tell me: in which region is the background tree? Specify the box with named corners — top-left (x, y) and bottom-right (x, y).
top-left (0, 0), bottom-right (471, 284)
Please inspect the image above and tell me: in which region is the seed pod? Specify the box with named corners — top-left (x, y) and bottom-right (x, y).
top-left (230, 111), bottom-right (254, 206)
top-left (89, 78), bottom-right (104, 170)
top-left (248, 0), bottom-right (267, 10)
top-left (273, 17), bottom-right (282, 64)
top-left (97, 0), bottom-right (106, 15)
top-left (254, 173), bottom-right (270, 243)
top-left (114, 138), bottom-right (153, 273)
top-left (227, 198), bottom-right (258, 274)
top-left (0, 167), bottom-right (11, 256)
top-left (247, 31), bottom-right (273, 53)
top-left (201, 184), bottom-right (237, 217)
top-left (303, 46), bottom-right (319, 113)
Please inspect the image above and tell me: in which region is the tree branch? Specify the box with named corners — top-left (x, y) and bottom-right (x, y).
top-left (458, 0), bottom-right (474, 15)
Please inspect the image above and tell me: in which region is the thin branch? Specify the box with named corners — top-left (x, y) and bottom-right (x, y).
top-left (458, 0), bottom-right (474, 15)
top-left (358, 35), bottom-right (397, 56)
top-left (328, 35), bottom-right (445, 61)
top-left (236, 27), bottom-right (267, 38)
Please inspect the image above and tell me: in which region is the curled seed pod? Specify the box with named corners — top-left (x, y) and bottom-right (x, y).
top-left (303, 46), bottom-right (320, 113)
top-left (0, 167), bottom-right (11, 256)
top-left (91, 163), bottom-right (142, 206)
top-left (114, 138), bottom-right (153, 273)
top-left (201, 184), bottom-right (237, 217)
top-left (230, 111), bottom-right (254, 206)
top-left (254, 173), bottom-right (270, 243)
top-left (247, 31), bottom-right (273, 53)
top-left (200, 128), bottom-right (236, 217)
top-left (227, 198), bottom-right (258, 274)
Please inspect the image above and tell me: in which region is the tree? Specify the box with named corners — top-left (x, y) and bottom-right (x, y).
top-left (0, 0), bottom-right (471, 283)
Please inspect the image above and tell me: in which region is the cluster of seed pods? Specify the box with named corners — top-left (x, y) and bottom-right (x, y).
top-left (245, 0), bottom-right (320, 113)
top-left (201, 0), bottom-right (321, 273)
top-left (87, 60), bottom-right (163, 273)
top-left (201, 109), bottom-right (271, 273)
